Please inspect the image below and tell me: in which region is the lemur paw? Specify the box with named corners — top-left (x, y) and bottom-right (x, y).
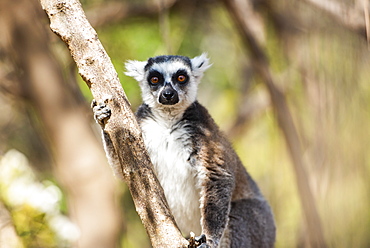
top-left (92, 99), bottom-right (111, 126)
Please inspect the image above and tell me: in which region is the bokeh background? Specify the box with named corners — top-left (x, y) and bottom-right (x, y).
top-left (0, 0), bottom-right (369, 247)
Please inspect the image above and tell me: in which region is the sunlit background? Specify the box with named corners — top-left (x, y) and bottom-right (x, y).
top-left (0, 0), bottom-right (369, 247)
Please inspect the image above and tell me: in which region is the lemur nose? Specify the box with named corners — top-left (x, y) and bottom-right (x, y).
top-left (163, 89), bottom-right (175, 100)
top-left (159, 83), bottom-right (179, 105)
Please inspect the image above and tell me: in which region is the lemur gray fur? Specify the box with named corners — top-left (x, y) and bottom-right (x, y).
top-left (93, 54), bottom-right (276, 248)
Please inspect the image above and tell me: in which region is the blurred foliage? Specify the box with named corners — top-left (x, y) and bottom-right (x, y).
top-left (2, 0), bottom-right (370, 247)
top-left (12, 205), bottom-right (57, 248)
top-left (0, 150), bottom-right (78, 248)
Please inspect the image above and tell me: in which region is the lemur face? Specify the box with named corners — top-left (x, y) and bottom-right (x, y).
top-left (145, 56), bottom-right (193, 106)
top-left (125, 54), bottom-right (211, 110)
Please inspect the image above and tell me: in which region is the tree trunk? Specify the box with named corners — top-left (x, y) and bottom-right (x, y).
top-left (0, 0), bottom-right (122, 247)
top-left (38, 0), bottom-right (188, 247)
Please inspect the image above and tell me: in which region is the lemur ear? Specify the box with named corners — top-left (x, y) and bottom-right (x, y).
top-left (191, 53), bottom-right (212, 78)
top-left (124, 60), bottom-right (147, 82)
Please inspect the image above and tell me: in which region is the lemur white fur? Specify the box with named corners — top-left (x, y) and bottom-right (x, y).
top-left (93, 53), bottom-right (275, 248)
top-left (140, 114), bottom-right (202, 234)
top-left (125, 54), bottom-right (211, 235)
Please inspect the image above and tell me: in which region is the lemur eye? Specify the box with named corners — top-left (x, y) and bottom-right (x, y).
top-left (150, 77), bottom-right (159, 84)
top-left (178, 75), bottom-right (186, 82)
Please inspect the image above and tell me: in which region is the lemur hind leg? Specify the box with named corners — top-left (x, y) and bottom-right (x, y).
top-left (227, 198), bottom-right (276, 248)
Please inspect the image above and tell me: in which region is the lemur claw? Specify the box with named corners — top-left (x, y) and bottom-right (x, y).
top-left (188, 233), bottom-right (208, 248)
top-left (195, 234), bottom-right (207, 245)
top-left (92, 99), bottom-right (111, 126)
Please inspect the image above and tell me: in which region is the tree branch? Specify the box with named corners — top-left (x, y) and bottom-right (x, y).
top-left (38, 0), bottom-right (187, 247)
top-left (1, 0), bottom-right (123, 246)
top-left (302, 0), bottom-right (368, 38)
top-left (222, 0), bottom-right (327, 247)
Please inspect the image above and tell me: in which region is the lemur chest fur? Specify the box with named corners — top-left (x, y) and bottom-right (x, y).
top-left (140, 116), bottom-right (202, 235)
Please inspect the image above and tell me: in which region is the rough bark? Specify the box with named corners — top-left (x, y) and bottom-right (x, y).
top-left (38, 0), bottom-right (188, 247)
top-left (222, 0), bottom-right (327, 247)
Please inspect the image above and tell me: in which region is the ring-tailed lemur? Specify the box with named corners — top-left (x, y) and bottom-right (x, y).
top-left (93, 54), bottom-right (275, 248)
